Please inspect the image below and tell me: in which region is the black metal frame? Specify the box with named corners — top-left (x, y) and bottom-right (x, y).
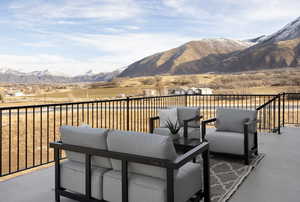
top-left (50, 141), bottom-right (210, 202)
top-left (149, 115), bottom-right (203, 138)
top-left (201, 118), bottom-right (258, 165)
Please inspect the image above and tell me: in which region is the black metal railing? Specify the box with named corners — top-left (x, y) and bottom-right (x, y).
top-left (0, 93), bottom-right (299, 177)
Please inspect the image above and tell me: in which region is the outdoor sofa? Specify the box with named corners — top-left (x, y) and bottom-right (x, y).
top-left (202, 108), bottom-right (259, 165)
top-left (50, 125), bottom-right (210, 202)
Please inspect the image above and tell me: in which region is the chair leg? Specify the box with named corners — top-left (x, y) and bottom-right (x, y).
top-left (254, 132), bottom-right (258, 155)
top-left (55, 190), bottom-right (60, 202)
top-left (244, 155), bottom-right (250, 165)
top-left (191, 190), bottom-right (202, 202)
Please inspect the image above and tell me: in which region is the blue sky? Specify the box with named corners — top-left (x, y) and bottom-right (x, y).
top-left (0, 0), bottom-right (299, 76)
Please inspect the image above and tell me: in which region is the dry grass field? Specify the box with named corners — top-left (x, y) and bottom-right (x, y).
top-left (1, 68), bottom-right (300, 107)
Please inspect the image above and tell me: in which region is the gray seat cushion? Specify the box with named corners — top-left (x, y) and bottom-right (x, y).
top-left (60, 125), bottom-right (112, 168)
top-left (177, 107), bottom-right (201, 128)
top-left (107, 130), bottom-right (177, 179)
top-left (206, 129), bottom-right (255, 155)
top-left (153, 127), bottom-right (201, 139)
top-left (216, 108), bottom-right (257, 133)
top-left (60, 160), bottom-right (109, 200)
top-left (103, 162), bottom-right (202, 202)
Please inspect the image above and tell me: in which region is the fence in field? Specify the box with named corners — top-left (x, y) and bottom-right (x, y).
top-left (0, 93), bottom-right (299, 176)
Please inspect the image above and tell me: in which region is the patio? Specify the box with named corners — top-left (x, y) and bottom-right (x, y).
top-left (0, 127), bottom-right (299, 202)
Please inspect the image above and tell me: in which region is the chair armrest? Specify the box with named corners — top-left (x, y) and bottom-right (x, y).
top-left (183, 115), bottom-right (203, 124)
top-left (244, 119), bottom-right (259, 133)
top-left (183, 115), bottom-right (203, 138)
top-left (201, 118), bottom-right (217, 140)
top-left (202, 118), bottom-right (217, 125)
top-left (149, 116), bottom-right (160, 133)
top-left (172, 142), bottom-right (209, 169)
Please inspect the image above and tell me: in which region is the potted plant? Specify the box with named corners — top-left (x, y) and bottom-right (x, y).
top-left (165, 120), bottom-right (181, 140)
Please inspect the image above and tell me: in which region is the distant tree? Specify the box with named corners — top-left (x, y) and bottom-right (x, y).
top-left (154, 76), bottom-right (163, 96)
top-left (0, 93), bottom-right (5, 103)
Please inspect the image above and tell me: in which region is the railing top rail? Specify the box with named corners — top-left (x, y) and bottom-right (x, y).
top-left (284, 92), bottom-right (300, 95)
top-left (256, 94), bottom-right (280, 110)
top-left (0, 92), bottom-right (296, 110)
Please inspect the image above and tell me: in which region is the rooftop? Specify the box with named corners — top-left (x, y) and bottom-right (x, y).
top-left (0, 127), bottom-right (299, 202)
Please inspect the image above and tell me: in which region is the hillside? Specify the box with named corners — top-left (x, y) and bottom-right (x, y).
top-left (120, 16), bottom-right (300, 77)
top-left (119, 39), bottom-right (252, 77)
top-left (214, 38), bottom-right (300, 72)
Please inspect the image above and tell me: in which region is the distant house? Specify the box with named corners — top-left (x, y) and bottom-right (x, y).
top-left (144, 88), bottom-right (168, 96)
top-left (14, 91), bottom-right (25, 96)
top-left (168, 88), bottom-right (186, 95)
top-left (7, 91), bottom-right (25, 97)
top-left (198, 88), bottom-right (213, 95)
top-left (168, 87), bottom-right (213, 95)
top-left (143, 89), bottom-right (157, 96)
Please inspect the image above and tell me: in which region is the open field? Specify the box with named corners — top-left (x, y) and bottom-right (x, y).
top-left (1, 68), bottom-right (300, 107)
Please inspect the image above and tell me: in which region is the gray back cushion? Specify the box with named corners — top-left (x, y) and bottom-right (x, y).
top-left (158, 108), bottom-right (178, 128)
top-left (107, 130), bottom-right (178, 179)
top-left (216, 108), bottom-right (257, 133)
top-left (177, 107), bottom-right (200, 128)
top-left (60, 126), bottom-right (112, 168)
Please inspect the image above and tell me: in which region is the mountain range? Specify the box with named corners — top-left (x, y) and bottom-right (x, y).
top-left (0, 68), bottom-right (123, 83)
top-left (119, 16), bottom-right (300, 77)
top-left (1, 16), bottom-right (300, 82)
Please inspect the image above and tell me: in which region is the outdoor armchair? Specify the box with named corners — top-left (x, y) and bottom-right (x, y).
top-left (149, 107), bottom-right (203, 139)
top-left (201, 108), bottom-right (258, 165)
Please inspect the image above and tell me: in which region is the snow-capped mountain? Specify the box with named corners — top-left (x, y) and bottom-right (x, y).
top-left (119, 38), bottom-right (252, 77)
top-left (119, 16), bottom-right (300, 77)
top-left (259, 16), bottom-right (300, 44)
top-left (0, 68), bottom-right (122, 83)
top-left (244, 35), bottom-right (267, 43)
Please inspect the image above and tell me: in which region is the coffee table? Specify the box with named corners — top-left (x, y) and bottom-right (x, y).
top-left (173, 137), bottom-right (202, 153)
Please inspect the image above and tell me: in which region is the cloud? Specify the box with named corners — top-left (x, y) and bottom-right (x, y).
top-left (0, 54), bottom-right (108, 76)
top-left (9, 0), bottom-right (141, 22)
top-left (22, 42), bottom-right (56, 48)
top-left (64, 32), bottom-right (194, 62)
top-left (2, 0), bottom-right (300, 75)
top-left (0, 32), bottom-right (195, 76)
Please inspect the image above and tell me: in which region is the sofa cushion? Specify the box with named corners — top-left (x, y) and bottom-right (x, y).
top-left (60, 125), bottom-right (111, 168)
top-left (107, 130), bottom-right (177, 179)
top-left (216, 108), bottom-right (257, 133)
top-left (103, 162), bottom-right (202, 202)
top-left (158, 108), bottom-right (178, 128)
top-left (153, 127), bottom-right (201, 139)
top-left (60, 160), bottom-right (109, 200)
top-left (177, 107), bottom-right (201, 128)
top-left (206, 129), bottom-right (255, 155)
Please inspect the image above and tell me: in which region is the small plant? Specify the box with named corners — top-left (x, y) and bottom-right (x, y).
top-left (165, 120), bottom-right (181, 135)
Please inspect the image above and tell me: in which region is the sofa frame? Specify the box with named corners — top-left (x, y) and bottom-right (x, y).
top-left (50, 141), bottom-right (210, 202)
top-left (201, 118), bottom-right (258, 165)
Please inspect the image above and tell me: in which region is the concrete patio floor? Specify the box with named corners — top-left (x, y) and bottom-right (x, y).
top-left (0, 127), bottom-right (299, 202)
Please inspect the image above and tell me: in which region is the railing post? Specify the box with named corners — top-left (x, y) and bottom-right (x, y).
top-left (126, 97), bottom-right (130, 131)
top-left (278, 94), bottom-right (281, 134)
top-left (184, 93), bottom-right (188, 107)
top-left (0, 110), bottom-right (2, 177)
top-left (282, 92), bottom-right (285, 127)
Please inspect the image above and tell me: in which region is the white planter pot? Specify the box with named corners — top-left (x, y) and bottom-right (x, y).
top-left (170, 133), bottom-right (180, 140)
